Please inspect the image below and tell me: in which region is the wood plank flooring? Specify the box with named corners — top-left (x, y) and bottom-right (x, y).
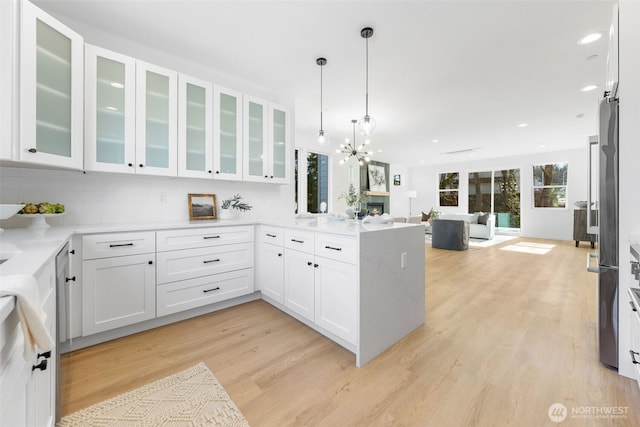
top-left (60, 237), bottom-right (640, 426)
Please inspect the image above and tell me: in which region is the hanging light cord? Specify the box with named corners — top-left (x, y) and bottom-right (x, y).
top-left (365, 33), bottom-right (369, 117)
top-left (320, 60), bottom-right (324, 131)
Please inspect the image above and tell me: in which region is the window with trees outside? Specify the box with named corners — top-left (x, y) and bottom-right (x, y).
top-left (533, 162), bottom-right (568, 208)
top-left (439, 172), bottom-right (459, 206)
top-left (468, 169), bottom-right (521, 228)
top-left (294, 149), bottom-right (329, 214)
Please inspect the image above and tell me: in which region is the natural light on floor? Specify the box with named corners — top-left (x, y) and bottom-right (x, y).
top-left (500, 241), bottom-right (556, 255)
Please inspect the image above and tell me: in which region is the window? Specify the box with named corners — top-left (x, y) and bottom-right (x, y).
top-left (294, 149), bottom-right (329, 214)
top-left (439, 172), bottom-right (459, 206)
top-left (532, 162), bottom-right (568, 208)
top-left (468, 169), bottom-right (521, 228)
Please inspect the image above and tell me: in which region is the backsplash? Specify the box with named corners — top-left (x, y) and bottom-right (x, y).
top-left (0, 166), bottom-right (294, 228)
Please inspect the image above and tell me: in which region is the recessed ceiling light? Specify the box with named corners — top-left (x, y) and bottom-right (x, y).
top-left (110, 82), bottom-right (124, 89)
top-left (377, 149), bottom-right (383, 152)
top-left (538, 145), bottom-right (545, 149)
top-left (432, 139), bottom-right (439, 143)
top-left (576, 113), bottom-right (585, 118)
top-left (586, 54), bottom-right (599, 61)
top-left (578, 32), bottom-right (603, 45)
top-left (517, 123), bottom-right (528, 128)
top-left (581, 84), bottom-right (598, 92)
top-left (105, 106), bottom-right (117, 111)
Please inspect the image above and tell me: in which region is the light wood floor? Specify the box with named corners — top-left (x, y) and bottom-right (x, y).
top-left (61, 237), bottom-right (640, 426)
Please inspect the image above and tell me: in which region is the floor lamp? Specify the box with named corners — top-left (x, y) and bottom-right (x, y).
top-left (407, 190), bottom-right (417, 218)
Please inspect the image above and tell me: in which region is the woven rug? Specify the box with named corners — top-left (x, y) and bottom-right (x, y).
top-left (59, 362), bottom-right (249, 427)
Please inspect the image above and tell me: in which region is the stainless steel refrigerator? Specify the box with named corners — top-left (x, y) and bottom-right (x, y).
top-left (587, 92), bottom-right (619, 370)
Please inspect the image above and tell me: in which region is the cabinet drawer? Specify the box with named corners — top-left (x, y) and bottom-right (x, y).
top-left (157, 269), bottom-right (254, 316)
top-left (284, 229), bottom-right (315, 254)
top-left (315, 234), bottom-right (357, 264)
top-left (156, 243), bottom-right (254, 284)
top-left (258, 225), bottom-right (284, 246)
top-left (156, 226), bottom-right (253, 251)
top-left (82, 232), bottom-right (155, 259)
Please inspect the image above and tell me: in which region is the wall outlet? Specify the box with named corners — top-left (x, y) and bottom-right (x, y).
top-left (401, 252), bottom-right (407, 269)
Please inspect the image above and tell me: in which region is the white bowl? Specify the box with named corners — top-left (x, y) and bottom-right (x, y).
top-left (0, 204), bottom-right (25, 220)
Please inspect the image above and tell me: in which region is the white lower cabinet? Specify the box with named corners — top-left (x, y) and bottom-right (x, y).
top-left (155, 227), bottom-right (254, 317)
top-left (314, 256), bottom-right (357, 344)
top-left (261, 226), bottom-right (357, 346)
top-left (283, 248), bottom-right (316, 322)
top-left (82, 232), bottom-right (156, 336)
top-left (157, 269), bottom-right (253, 316)
top-left (0, 259), bottom-right (56, 427)
top-left (628, 288), bottom-right (640, 383)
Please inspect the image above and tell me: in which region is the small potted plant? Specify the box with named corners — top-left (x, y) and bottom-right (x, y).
top-left (219, 194), bottom-right (252, 220)
top-left (339, 184), bottom-right (368, 219)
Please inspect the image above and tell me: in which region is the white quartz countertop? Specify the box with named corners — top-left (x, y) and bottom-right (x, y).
top-left (0, 217), bottom-right (422, 278)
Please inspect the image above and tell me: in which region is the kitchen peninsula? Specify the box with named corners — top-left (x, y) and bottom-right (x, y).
top-left (0, 218), bottom-right (425, 370)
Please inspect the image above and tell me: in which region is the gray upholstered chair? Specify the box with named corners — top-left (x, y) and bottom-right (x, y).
top-left (431, 219), bottom-right (469, 250)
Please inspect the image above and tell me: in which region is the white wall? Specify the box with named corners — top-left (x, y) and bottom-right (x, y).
top-left (407, 148), bottom-right (589, 240)
top-left (0, 166), bottom-right (292, 228)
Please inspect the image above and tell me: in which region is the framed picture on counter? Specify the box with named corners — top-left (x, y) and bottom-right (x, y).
top-left (188, 193), bottom-right (217, 220)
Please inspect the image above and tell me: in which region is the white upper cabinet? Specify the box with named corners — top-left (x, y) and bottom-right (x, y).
top-left (242, 96), bottom-right (290, 183)
top-left (269, 102), bottom-right (290, 184)
top-left (242, 95), bottom-right (269, 182)
top-left (84, 44), bottom-right (136, 173)
top-left (178, 74), bottom-right (213, 178)
top-left (0, 0), bottom-right (17, 161)
top-left (213, 86), bottom-right (243, 180)
top-left (19, 0), bottom-right (83, 170)
top-left (135, 61), bottom-right (178, 176)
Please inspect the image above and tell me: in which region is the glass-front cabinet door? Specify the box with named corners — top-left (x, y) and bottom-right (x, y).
top-left (177, 74), bottom-right (212, 179)
top-left (213, 86), bottom-right (242, 181)
top-left (20, 0), bottom-right (83, 169)
top-left (135, 61), bottom-right (177, 176)
top-left (269, 103), bottom-right (290, 184)
top-left (242, 95), bottom-right (268, 182)
top-left (84, 44), bottom-right (136, 173)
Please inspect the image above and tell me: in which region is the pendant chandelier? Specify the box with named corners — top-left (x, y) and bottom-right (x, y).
top-left (316, 57), bottom-right (329, 145)
top-left (337, 119), bottom-right (373, 165)
top-left (358, 27), bottom-right (376, 136)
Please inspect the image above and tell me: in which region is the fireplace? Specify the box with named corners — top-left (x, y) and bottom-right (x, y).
top-left (366, 202), bottom-right (384, 216)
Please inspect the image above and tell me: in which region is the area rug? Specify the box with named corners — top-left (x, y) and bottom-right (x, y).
top-left (425, 233), bottom-right (517, 248)
top-left (59, 362), bottom-right (250, 427)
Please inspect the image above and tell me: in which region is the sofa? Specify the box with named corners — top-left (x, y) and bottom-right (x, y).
top-left (423, 212), bottom-right (495, 240)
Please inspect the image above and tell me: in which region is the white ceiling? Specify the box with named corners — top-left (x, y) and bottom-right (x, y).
top-left (34, 0), bottom-right (615, 166)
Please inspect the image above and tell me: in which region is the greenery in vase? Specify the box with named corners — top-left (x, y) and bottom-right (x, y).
top-left (220, 194), bottom-right (252, 211)
top-left (338, 184), bottom-right (368, 207)
top-left (428, 207), bottom-right (440, 219)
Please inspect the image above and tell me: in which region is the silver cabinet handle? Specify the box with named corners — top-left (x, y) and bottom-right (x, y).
top-left (203, 259), bottom-right (221, 264)
top-left (266, 233), bottom-right (277, 238)
top-left (325, 245), bottom-right (342, 251)
top-left (110, 243), bottom-right (134, 248)
top-left (203, 236), bottom-right (220, 239)
top-left (291, 239), bottom-right (304, 244)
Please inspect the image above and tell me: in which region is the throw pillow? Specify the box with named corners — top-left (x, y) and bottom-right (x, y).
top-left (469, 212), bottom-right (480, 224)
top-left (422, 211), bottom-right (431, 222)
top-left (478, 213), bottom-right (489, 225)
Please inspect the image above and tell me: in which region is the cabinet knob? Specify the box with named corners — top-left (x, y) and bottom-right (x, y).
top-left (278, 253), bottom-right (282, 257)
top-left (208, 170), bottom-right (212, 174)
top-left (631, 350), bottom-right (640, 365)
top-left (37, 351), bottom-right (51, 359)
top-left (32, 359), bottom-right (48, 372)
top-left (128, 163), bottom-right (133, 167)
top-left (215, 171), bottom-right (220, 174)
top-left (148, 260), bottom-right (153, 265)
top-left (630, 301), bottom-right (637, 312)
top-left (69, 249), bottom-right (75, 255)
top-left (28, 148), bottom-right (37, 153)
top-left (264, 175), bottom-right (268, 178)
top-left (270, 175), bottom-right (274, 179)
top-left (307, 261), bottom-right (312, 266)
top-left (314, 263), bottom-right (319, 268)
top-left (139, 164), bottom-right (144, 168)
top-left (65, 276), bottom-right (76, 282)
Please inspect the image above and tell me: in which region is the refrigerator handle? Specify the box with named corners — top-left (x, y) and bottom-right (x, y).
top-left (587, 135), bottom-right (599, 234)
top-left (587, 252), bottom-right (600, 273)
